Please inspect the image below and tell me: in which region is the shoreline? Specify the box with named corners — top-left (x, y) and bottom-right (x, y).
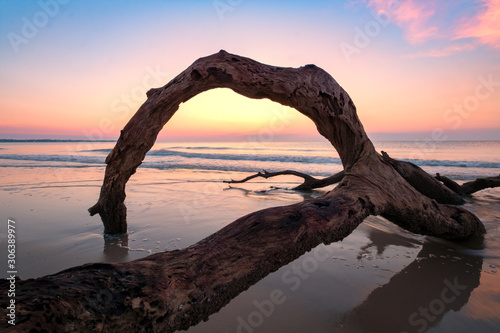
top-left (0, 151), bottom-right (499, 332)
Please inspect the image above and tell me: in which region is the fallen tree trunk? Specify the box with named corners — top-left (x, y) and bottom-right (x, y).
top-left (1, 51), bottom-right (486, 332)
top-left (2, 191), bottom-right (370, 332)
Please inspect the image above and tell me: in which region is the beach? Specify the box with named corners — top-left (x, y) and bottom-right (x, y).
top-left (0, 140), bottom-right (499, 332)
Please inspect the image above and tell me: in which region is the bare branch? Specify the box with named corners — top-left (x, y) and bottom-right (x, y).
top-left (435, 173), bottom-right (465, 195)
top-left (437, 173), bottom-right (500, 195)
top-left (224, 169), bottom-right (345, 190)
top-left (462, 175), bottom-right (500, 194)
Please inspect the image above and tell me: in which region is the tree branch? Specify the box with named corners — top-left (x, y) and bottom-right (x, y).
top-left (436, 173), bottom-right (500, 195)
top-left (462, 175), bottom-right (500, 194)
top-left (380, 151), bottom-right (465, 205)
top-left (224, 169), bottom-right (345, 190)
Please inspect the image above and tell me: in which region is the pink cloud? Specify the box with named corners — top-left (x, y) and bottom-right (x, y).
top-left (365, 0), bottom-right (500, 57)
top-left (367, 0), bottom-right (439, 44)
top-left (455, 0), bottom-right (500, 49)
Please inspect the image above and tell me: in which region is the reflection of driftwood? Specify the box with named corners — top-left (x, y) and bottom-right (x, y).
top-left (343, 239), bottom-right (482, 333)
top-left (224, 169), bottom-right (345, 190)
top-left (1, 51), bottom-right (486, 332)
top-left (436, 173), bottom-right (500, 195)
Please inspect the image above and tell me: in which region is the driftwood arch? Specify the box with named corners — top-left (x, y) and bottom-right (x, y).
top-left (1, 51), bottom-right (486, 332)
top-left (89, 50), bottom-right (373, 234)
top-left (88, 50), bottom-right (481, 238)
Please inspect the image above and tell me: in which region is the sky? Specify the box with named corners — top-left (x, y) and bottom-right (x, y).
top-left (0, 0), bottom-right (499, 141)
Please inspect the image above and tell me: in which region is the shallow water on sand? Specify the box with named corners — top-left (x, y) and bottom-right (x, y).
top-left (0, 141), bottom-right (499, 332)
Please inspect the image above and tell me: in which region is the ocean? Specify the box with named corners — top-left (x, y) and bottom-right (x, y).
top-left (1, 140), bottom-right (499, 179)
top-left (0, 139), bottom-right (499, 332)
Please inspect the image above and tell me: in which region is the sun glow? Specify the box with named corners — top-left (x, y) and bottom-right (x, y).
top-left (160, 88), bottom-right (319, 141)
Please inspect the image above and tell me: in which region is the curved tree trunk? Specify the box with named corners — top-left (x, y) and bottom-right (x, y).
top-left (1, 51), bottom-right (485, 332)
top-left (88, 50), bottom-right (376, 234)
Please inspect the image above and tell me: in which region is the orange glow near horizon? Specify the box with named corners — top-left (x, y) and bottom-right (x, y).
top-left (1, 1), bottom-right (499, 140)
top-left (159, 88), bottom-right (321, 140)
top-left (2, 80), bottom-right (499, 140)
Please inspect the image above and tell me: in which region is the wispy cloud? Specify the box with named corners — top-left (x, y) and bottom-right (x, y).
top-left (363, 0), bottom-right (500, 57)
top-left (367, 0), bottom-right (439, 44)
top-left (455, 0), bottom-right (500, 49)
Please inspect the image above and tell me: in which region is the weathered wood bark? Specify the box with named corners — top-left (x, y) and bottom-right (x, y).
top-left (381, 151), bottom-right (465, 205)
top-left (1, 51), bottom-right (486, 332)
top-left (224, 169), bottom-right (345, 190)
top-left (88, 49), bottom-right (376, 234)
top-left (436, 173), bottom-right (500, 195)
top-left (223, 161), bottom-right (499, 200)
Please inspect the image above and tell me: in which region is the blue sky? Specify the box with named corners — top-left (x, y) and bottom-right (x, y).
top-left (1, 0), bottom-right (499, 140)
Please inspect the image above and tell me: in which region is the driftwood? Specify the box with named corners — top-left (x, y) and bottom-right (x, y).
top-left (1, 51), bottom-right (486, 332)
top-left (224, 169), bottom-right (345, 191)
top-left (225, 152), bottom-right (499, 203)
top-left (436, 173), bottom-right (500, 195)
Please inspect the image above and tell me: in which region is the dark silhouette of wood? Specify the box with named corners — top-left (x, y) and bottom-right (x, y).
top-left (226, 149), bottom-right (499, 203)
top-left (435, 173), bottom-right (466, 195)
top-left (224, 169), bottom-right (345, 190)
top-left (436, 173), bottom-right (500, 195)
top-left (1, 51), bottom-right (486, 332)
top-left (380, 151), bottom-right (465, 205)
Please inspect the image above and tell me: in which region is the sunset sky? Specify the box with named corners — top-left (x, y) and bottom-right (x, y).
top-left (1, 0), bottom-right (499, 141)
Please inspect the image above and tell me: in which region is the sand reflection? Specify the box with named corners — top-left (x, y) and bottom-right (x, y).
top-left (341, 230), bottom-right (483, 333)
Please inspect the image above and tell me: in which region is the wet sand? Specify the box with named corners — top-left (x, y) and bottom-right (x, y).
top-left (0, 166), bottom-right (499, 332)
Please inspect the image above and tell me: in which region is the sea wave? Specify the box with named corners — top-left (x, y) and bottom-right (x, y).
top-left (147, 149), bottom-right (342, 164)
top-left (0, 151), bottom-right (499, 169)
top-left (0, 139), bottom-right (114, 143)
top-left (404, 158), bottom-right (500, 169)
top-left (0, 154), bottom-right (105, 165)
